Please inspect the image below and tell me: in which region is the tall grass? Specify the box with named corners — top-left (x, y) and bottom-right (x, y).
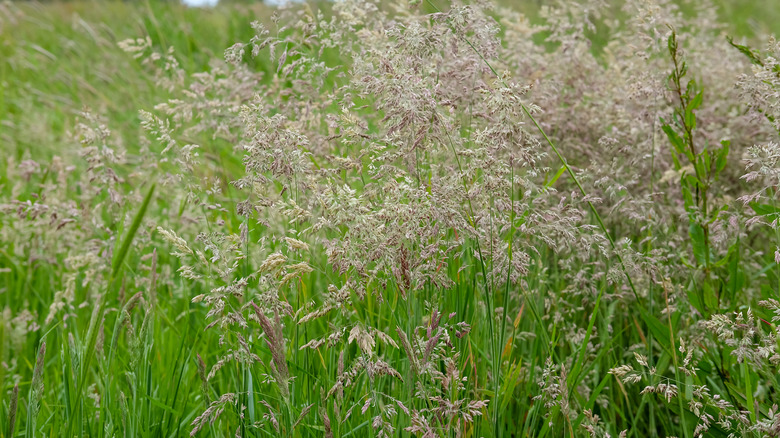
top-left (3, 0), bottom-right (780, 437)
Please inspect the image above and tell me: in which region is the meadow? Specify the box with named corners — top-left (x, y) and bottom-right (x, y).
top-left (2, 0), bottom-right (780, 437)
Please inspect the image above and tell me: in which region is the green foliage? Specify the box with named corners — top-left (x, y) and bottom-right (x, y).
top-left (2, 1), bottom-right (780, 438)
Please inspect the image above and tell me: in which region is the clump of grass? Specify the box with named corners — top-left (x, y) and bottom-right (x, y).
top-left (4, 0), bottom-right (780, 437)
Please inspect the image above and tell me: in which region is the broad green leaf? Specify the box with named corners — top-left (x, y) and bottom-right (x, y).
top-left (689, 90), bottom-right (703, 111)
top-left (689, 222), bottom-right (708, 266)
top-left (702, 281), bottom-right (719, 311)
top-left (727, 243), bottom-right (745, 304)
top-left (749, 202), bottom-right (780, 216)
top-left (687, 287), bottom-right (706, 315)
top-left (638, 307), bottom-right (674, 355)
top-left (681, 177), bottom-right (695, 208)
top-left (662, 122), bottom-right (686, 157)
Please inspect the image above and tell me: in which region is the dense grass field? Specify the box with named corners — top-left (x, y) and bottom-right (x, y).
top-left (3, 0), bottom-right (780, 437)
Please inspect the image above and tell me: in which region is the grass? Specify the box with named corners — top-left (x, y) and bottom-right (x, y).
top-left (3, 0), bottom-right (780, 437)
